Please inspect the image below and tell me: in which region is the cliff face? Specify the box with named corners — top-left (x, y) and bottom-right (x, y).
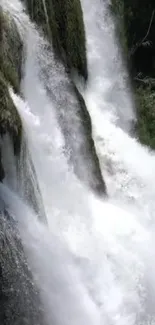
top-left (111, 0), bottom-right (155, 149)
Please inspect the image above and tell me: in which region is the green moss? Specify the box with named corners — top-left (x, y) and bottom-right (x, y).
top-left (0, 9), bottom-right (23, 93)
top-left (0, 73), bottom-right (22, 155)
top-left (24, 0), bottom-right (88, 80)
top-left (25, 0), bottom-right (61, 53)
top-left (0, 8), bottom-right (23, 157)
top-left (59, 0), bottom-right (87, 79)
top-left (135, 86), bottom-right (155, 149)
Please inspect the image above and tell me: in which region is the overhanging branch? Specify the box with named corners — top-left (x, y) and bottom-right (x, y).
top-left (129, 9), bottom-right (155, 58)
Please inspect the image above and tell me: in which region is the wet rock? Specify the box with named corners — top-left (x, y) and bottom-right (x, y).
top-left (0, 205), bottom-right (46, 325)
top-left (0, 73), bottom-right (22, 155)
top-left (24, 0), bottom-right (88, 80)
top-left (0, 8), bottom-right (23, 93)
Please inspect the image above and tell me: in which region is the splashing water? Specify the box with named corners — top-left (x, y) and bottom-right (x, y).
top-left (1, 0), bottom-right (155, 325)
top-left (81, 0), bottom-right (155, 225)
top-left (80, 0), bottom-right (136, 132)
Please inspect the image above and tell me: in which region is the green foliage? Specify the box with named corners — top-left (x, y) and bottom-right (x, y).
top-left (112, 0), bottom-right (155, 149)
top-left (135, 86), bottom-right (155, 149)
top-left (24, 0), bottom-right (88, 80)
top-left (123, 0), bottom-right (155, 149)
top-left (111, 0), bottom-right (155, 49)
top-left (123, 0), bottom-right (155, 49)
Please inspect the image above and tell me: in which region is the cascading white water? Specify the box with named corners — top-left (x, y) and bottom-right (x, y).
top-left (80, 0), bottom-right (136, 132)
top-left (81, 0), bottom-right (155, 221)
top-left (1, 0), bottom-right (155, 325)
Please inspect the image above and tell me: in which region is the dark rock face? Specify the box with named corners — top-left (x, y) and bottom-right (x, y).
top-left (17, 138), bottom-right (47, 223)
top-left (0, 205), bottom-right (46, 325)
top-left (111, 0), bottom-right (155, 76)
top-left (0, 74), bottom-right (22, 156)
top-left (0, 8), bottom-right (23, 93)
top-left (24, 0), bottom-right (88, 81)
top-left (73, 86), bottom-right (107, 195)
top-left (0, 8), bottom-right (23, 155)
top-left (111, 0), bottom-right (155, 150)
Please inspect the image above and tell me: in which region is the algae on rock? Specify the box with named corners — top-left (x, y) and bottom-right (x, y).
top-left (0, 7), bottom-right (23, 181)
top-left (0, 73), bottom-right (22, 155)
top-left (0, 8), bottom-right (23, 153)
top-left (135, 85), bottom-right (155, 149)
top-left (24, 0), bottom-right (88, 80)
top-left (0, 9), bottom-right (23, 93)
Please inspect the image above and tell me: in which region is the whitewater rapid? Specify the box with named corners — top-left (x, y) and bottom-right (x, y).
top-left (1, 0), bottom-right (155, 325)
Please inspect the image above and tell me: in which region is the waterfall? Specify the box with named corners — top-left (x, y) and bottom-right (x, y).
top-left (80, 0), bottom-right (136, 132)
top-left (80, 0), bottom-right (155, 214)
top-left (1, 0), bottom-right (155, 325)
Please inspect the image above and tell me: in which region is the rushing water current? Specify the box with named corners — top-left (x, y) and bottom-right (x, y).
top-left (1, 0), bottom-right (155, 324)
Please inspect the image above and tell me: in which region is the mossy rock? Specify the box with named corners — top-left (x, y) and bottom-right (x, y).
top-left (0, 73), bottom-right (22, 155)
top-left (24, 0), bottom-right (88, 80)
top-left (0, 8), bottom-right (23, 93)
top-left (0, 8), bottom-right (23, 158)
